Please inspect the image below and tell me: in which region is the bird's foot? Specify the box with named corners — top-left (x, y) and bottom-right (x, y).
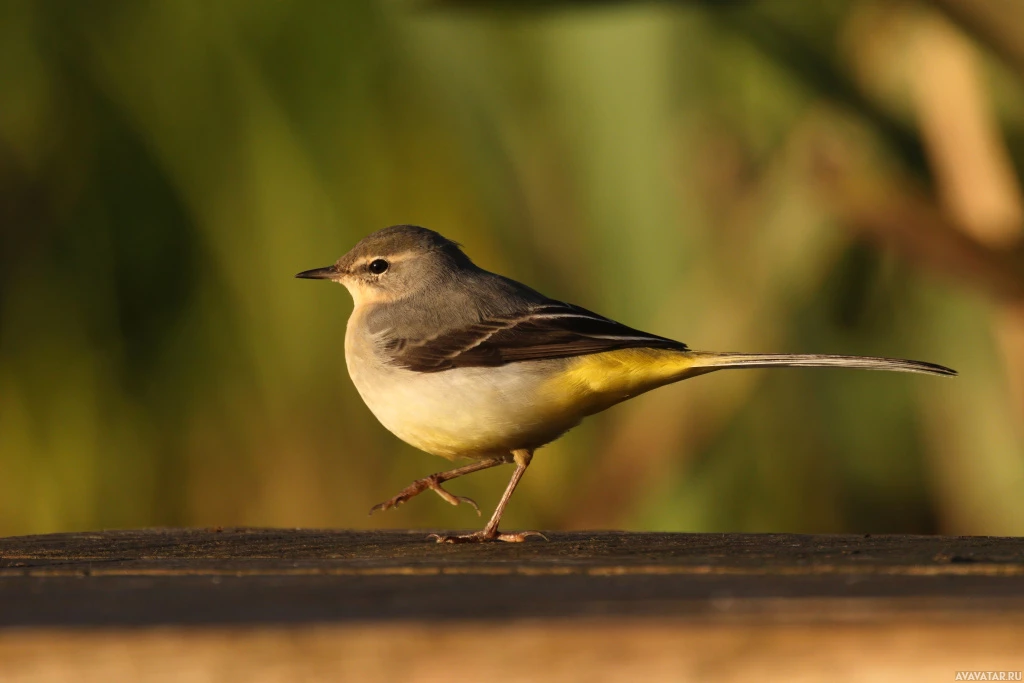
top-left (369, 475), bottom-right (480, 516)
top-left (427, 529), bottom-right (548, 544)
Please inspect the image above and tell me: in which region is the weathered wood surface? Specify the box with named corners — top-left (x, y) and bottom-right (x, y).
top-left (2, 529), bottom-right (1023, 682)
top-left (1, 528), bottom-right (1024, 626)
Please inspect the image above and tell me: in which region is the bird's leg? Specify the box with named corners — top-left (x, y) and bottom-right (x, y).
top-left (369, 455), bottom-right (510, 516)
top-left (430, 449), bottom-right (547, 543)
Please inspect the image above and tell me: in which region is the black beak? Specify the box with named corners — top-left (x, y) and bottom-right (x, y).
top-left (295, 265), bottom-right (340, 280)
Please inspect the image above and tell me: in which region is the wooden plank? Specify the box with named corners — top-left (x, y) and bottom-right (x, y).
top-left (2, 529), bottom-right (1023, 681)
top-left (1, 529), bottom-right (1023, 626)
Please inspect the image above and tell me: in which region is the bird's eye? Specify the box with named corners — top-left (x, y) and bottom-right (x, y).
top-left (368, 259), bottom-right (389, 275)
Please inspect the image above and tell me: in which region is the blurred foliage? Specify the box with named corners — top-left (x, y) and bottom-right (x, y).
top-left (2, 0), bottom-right (1023, 537)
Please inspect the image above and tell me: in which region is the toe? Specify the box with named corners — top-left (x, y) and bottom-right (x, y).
top-left (425, 529), bottom-right (547, 543)
top-left (427, 532), bottom-right (490, 544)
top-left (368, 498), bottom-right (403, 516)
top-left (495, 530), bottom-right (549, 543)
top-left (455, 495), bottom-right (481, 516)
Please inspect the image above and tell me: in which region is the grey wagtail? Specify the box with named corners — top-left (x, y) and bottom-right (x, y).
top-left (297, 225), bottom-right (956, 543)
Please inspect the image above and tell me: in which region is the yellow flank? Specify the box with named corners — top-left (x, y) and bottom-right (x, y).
top-left (541, 347), bottom-right (701, 419)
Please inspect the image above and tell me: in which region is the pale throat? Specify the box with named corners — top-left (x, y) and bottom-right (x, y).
top-left (341, 280), bottom-right (395, 309)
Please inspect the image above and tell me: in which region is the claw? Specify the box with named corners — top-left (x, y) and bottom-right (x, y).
top-left (368, 500), bottom-right (396, 516)
top-left (499, 530), bottom-right (548, 542)
top-left (454, 495), bottom-right (481, 516)
top-left (426, 480), bottom-right (481, 515)
top-left (369, 475), bottom-right (480, 516)
top-left (428, 529), bottom-right (548, 544)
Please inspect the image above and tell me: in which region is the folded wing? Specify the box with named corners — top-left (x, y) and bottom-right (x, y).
top-left (385, 302), bottom-right (688, 372)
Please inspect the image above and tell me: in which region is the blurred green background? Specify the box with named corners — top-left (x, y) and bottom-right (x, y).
top-left (2, 0), bottom-right (1023, 538)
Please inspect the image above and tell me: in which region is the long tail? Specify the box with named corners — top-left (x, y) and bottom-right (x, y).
top-left (686, 352), bottom-right (956, 377)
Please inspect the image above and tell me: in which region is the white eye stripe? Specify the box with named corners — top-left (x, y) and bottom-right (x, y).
top-left (351, 251), bottom-right (418, 272)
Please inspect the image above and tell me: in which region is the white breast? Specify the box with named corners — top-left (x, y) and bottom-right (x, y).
top-left (344, 310), bottom-right (580, 459)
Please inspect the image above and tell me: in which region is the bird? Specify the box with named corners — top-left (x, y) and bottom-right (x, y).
top-left (296, 225), bottom-right (956, 543)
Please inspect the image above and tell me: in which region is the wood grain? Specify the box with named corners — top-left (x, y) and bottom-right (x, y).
top-left (1, 529), bottom-right (1022, 681)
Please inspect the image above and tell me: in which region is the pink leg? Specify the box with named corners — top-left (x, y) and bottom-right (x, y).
top-left (429, 449), bottom-right (547, 543)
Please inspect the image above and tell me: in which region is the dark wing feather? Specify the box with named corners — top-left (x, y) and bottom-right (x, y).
top-left (386, 302), bottom-right (688, 372)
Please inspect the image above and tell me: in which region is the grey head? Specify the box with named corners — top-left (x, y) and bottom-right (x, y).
top-left (295, 225), bottom-right (476, 303)
top-left (296, 225), bottom-right (548, 334)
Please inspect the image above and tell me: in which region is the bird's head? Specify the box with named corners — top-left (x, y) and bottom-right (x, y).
top-left (295, 225), bottom-right (474, 307)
